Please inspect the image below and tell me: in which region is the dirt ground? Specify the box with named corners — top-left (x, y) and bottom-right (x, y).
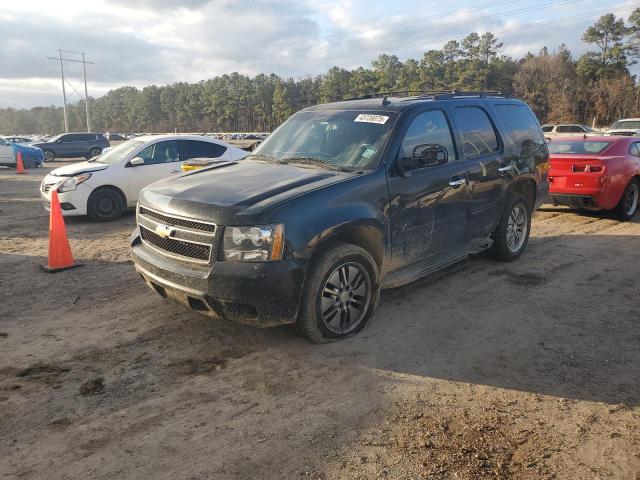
top-left (1, 161), bottom-right (639, 480)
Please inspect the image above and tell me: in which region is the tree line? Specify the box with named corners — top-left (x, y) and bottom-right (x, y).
top-left (2, 9), bottom-right (640, 135)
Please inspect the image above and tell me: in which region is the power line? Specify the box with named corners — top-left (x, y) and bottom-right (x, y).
top-left (47, 50), bottom-right (95, 132)
top-left (290, 0), bottom-right (588, 53)
top-left (291, 3), bottom-right (640, 68)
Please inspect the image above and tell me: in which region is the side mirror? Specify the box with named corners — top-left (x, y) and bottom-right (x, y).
top-left (128, 157), bottom-right (144, 167)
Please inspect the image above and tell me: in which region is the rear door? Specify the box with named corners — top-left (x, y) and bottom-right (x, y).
top-left (452, 105), bottom-right (504, 241)
top-left (125, 140), bottom-right (181, 200)
top-left (387, 108), bottom-right (470, 269)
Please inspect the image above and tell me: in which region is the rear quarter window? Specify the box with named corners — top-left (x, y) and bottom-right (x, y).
top-left (493, 104), bottom-right (545, 148)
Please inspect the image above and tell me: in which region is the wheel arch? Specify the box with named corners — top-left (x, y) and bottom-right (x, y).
top-left (506, 177), bottom-right (537, 210)
top-left (88, 184), bottom-right (128, 208)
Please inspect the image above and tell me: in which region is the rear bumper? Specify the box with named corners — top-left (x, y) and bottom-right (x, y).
top-left (131, 228), bottom-right (306, 327)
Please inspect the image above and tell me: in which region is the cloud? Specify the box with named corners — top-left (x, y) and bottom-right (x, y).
top-left (1, 0), bottom-right (636, 108)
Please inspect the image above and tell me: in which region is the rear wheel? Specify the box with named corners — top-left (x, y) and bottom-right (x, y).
top-left (43, 150), bottom-right (55, 162)
top-left (490, 193), bottom-right (531, 262)
top-left (87, 188), bottom-right (124, 221)
top-left (615, 179), bottom-right (639, 221)
top-left (296, 242), bottom-right (379, 343)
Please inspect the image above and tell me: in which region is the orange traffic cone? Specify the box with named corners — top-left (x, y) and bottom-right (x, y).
top-left (15, 151), bottom-right (28, 174)
top-left (42, 191), bottom-right (82, 273)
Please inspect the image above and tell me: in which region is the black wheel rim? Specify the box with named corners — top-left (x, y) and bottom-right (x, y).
top-left (91, 149), bottom-right (100, 157)
top-left (95, 196), bottom-right (115, 216)
top-left (320, 262), bottom-right (370, 335)
top-left (45, 151), bottom-right (54, 161)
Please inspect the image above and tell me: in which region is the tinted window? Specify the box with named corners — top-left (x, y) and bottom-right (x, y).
top-left (179, 140), bottom-right (227, 160)
top-left (548, 141), bottom-right (612, 154)
top-left (541, 125), bottom-right (554, 133)
top-left (556, 125), bottom-right (583, 133)
top-left (630, 143), bottom-right (640, 157)
top-left (454, 107), bottom-right (499, 157)
top-left (137, 140), bottom-right (179, 165)
top-left (494, 104), bottom-right (546, 152)
top-left (399, 110), bottom-right (456, 168)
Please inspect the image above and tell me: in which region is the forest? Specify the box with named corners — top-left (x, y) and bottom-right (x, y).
top-left (2, 9), bottom-right (640, 134)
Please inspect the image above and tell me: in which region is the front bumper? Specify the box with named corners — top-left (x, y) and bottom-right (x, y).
top-left (40, 176), bottom-right (91, 216)
top-left (131, 227), bottom-right (306, 327)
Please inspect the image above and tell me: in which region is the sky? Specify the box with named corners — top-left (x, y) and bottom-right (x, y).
top-left (0, 0), bottom-right (638, 108)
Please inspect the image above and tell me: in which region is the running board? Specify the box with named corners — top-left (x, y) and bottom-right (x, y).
top-left (381, 237), bottom-right (493, 289)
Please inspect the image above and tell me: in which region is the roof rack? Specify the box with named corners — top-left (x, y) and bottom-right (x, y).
top-left (345, 90), bottom-right (506, 105)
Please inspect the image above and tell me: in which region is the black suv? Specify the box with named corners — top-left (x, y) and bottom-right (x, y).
top-left (32, 133), bottom-right (110, 161)
top-left (131, 92), bottom-right (549, 342)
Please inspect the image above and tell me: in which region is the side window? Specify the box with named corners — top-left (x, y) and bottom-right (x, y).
top-left (136, 140), bottom-right (179, 165)
top-left (557, 125), bottom-right (581, 133)
top-left (629, 143), bottom-right (640, 157)
top-left (493, 104), bottom-right (546, 157)
top-left (453, 106), bottom-right (499, 157)
top-left (59, 135), bottom-right (72, 143)
top-left (399, 110), bottom-right (456, 169)
top-left (541, 125), bottom-right (553, 133)
top-left (178, 140), bottom-right (227, 161)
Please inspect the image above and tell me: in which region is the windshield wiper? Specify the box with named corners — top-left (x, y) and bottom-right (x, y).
top-left (249, 153), bottom-right (283, 164)
top-left (284, 157), bottom-right (349, 172)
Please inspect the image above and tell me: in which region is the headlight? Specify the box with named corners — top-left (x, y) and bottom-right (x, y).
top-left (222, 224), bottom-right (284, 262)
top-left (57, 173), bottom-right (92, 192)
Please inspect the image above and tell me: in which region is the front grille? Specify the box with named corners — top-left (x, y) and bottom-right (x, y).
top-left (139, 206), bottom-right (216, 232)
top-left (140, 227), bottom-right (211, 261)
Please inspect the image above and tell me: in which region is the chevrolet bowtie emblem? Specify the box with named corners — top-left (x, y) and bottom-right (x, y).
top-left (155, 223), bottom-right (175, 239)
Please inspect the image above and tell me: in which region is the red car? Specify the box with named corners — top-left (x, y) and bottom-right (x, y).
top-left (548, 136), bottom-right (640, 220)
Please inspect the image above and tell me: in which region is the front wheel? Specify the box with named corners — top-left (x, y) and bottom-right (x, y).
top-left (615, 179), bottom-right (639, 221)
top-left (296, 242), bottom-right (379, 343)
top-left (43, 150), bottom-right (55, 162)
top-left (87, 147), bottom-right (102, 159)
top-left (490, 193), bottom-right (532, 262)
top-left (87, 188), bottom-right (124, 221)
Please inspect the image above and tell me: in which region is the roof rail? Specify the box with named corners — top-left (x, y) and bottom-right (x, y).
top-left (344, 90), bottom-right (506, 104)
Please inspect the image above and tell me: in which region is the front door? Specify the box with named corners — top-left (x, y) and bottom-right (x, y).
top-left (387, 109), bottom-right (470, 270)
top-left (125, 140), bottom-right (182, 202)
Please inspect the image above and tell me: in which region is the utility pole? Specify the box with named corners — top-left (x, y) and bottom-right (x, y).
top-left (82, 52), bottom-right (91, 131)
top-left (48, 50), bottom-right (95, 133)
top-left (58, 50), bottom-right (68, 133)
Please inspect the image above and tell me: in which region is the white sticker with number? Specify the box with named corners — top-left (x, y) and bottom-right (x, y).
top-left (354, 114), bottom-right (389, 124)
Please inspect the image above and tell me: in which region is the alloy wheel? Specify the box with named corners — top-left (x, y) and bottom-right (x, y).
top-left (506, 204), bottom-right (528, 253)
top-left (320, 262), bottom-right (371, 335)
top-left (623, 182), bottom-right (639, 216)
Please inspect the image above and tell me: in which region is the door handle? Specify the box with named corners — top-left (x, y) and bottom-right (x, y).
top-left (448, 178), bottom-right (466, 188)
top-left (498, 165), bottom-right (512, 173)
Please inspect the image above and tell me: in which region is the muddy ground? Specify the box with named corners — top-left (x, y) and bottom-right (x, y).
top-left (1, 162), bottom-right (639, 480)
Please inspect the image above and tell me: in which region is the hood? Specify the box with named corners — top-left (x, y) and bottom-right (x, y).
top-left (50, 161), bottom-right (109, 177)
top-left (139, 159), bottom-right (354, 224)
top-left (606, 129), bottom-right (640, 136)
top-left (13, 143), bottom-right (43, 154)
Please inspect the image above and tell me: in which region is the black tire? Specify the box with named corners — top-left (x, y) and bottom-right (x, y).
top-left (87, 188), bottom-right (124, 221)
top-left (43, 150), bottom-right (55, 162)
top-left (87, 147), bottom-right (102, 159)
top-left (490, 193), bottom-right (532, 262)
top-left (295, 242), bottom-right (380, 343)
top-left (615, 179), bottom-right (639, 221)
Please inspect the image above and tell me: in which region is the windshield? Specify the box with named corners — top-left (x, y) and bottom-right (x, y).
top-left (611, 121), bottom-right (640, 130)
top-left (250, 110), bottom-right (397, 171)
top-left (92, 140), bottom-right (144, 164)
top-left (548, 141), bottom-right (612, 154)
top-left (48, 134), bottom-right (63, 142)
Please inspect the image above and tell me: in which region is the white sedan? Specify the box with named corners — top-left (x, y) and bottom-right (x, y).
top-left (40, 135), bottom-right (247, 220)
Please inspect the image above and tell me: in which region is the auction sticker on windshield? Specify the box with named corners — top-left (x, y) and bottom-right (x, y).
top-left (354, 114), bottom-right (389, 124)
